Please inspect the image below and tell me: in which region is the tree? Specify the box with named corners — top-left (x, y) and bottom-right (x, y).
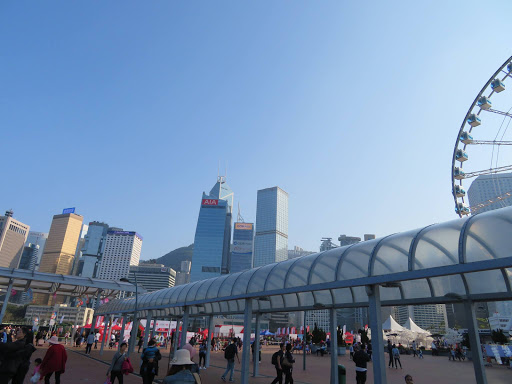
top-left (2, 304), bottom-right (28, 323)
top-left (491, 329), bottom-right (508, 344)
top-left (311, 323), bottom-right (326, 344)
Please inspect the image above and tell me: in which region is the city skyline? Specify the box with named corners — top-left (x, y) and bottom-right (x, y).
top-left (3, 2), bottom-right (512, 260)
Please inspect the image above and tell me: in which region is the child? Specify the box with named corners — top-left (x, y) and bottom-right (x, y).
top-left (418, 348), bottom-right (423, 359)
top-left (30, 358), bottom-right (42, 383)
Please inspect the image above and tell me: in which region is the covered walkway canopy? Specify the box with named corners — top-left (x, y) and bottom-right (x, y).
top-left (98, 206), bottom-right (512, 384)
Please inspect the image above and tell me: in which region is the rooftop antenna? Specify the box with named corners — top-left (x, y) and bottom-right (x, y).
top-left (237, 202), bottom-right (244, 222)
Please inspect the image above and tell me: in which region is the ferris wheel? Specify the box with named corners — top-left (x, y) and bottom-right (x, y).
top-left (452, 55), bottom-right (512, 217)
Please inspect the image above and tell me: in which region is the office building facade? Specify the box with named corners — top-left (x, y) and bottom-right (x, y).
top-left (175, 260), bottom-right (191, 286)
top-left (190, 177), bottom-right (233, 282)
top-left (12, 243), bottom-right (40, 304)
top-left (467, 173), bottom-right (512, 214)
top-left (253, 187), bottom-right (288, 267)
top-left (393, 304), bottom-right (448, 333)
top-left (230, 222), bottom-right (254, 273)
top-left (35, 211), bottom-right (84, 305)
top-left (76, 222), bottom-right (110, 278)
top-left (129, 264), bottom-right (176, 292)
top-left (25, 231), bottom-right (48, 266)
top-left (97, 231), bottom-right (143, 281)
top-left (0, 210), bottom-right (30, 268)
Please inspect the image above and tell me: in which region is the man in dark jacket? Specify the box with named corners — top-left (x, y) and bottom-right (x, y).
top-left (387, 339), bottom-right (394, 368)
top-left (12, 327), bottom-right (36, 384)
top-left (353, 344), bottom-right (370, 384)
top-left (0, 327), bottom-right (34, 384)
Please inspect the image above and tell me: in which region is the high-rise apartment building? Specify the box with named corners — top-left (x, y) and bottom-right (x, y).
top-left (25, 231), bottom-right (48, 267)
top-left (175, 260), bottom-right (191, 286)
top-left (0, 210), bottom-right (30, 268)
top-left (253, 187), bottom-right (288, 267)
top-left (35, 210), bottom-right (83, 305)
top-left (129, 264), bottom-right (176, 292)
top-left (97, 231), bottom-right (143, 281)
top-left (190, 177), bottom-right (233, 282)
top-left (76, 222), bottom-right (110, 278)
top-left (230, 222), bottom-right (254, 273)
top-left (393, 304), bottom-right (448, 333)
top-left (467, 173), bottom-right (512, 214)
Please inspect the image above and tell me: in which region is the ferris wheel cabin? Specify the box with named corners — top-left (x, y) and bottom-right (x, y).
top-left (460, 131), bottom-right (474, 144)
top-left (454, 184), bottom-right (466, 197)
top-left (456, 149), bottom-right (468, 162)
top-left (467, 113), bottom-right (481, 127)
top-left (477, 96), bottom-right (492, 110)
top-left (491, 78), bottom-right (506, 93)
top-left (454, 167), bottom-right (465, 180)
top-left (507, 63), bottom-right (512, 73)
top-left (455, 203), bottom-right (470, 215)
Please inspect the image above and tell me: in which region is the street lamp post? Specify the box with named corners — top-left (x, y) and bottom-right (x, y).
top-left (120, 273), bottom-right (138, 354)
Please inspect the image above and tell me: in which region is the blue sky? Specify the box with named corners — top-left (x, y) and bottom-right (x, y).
top-left (2, 1), bottom-right (512, 260)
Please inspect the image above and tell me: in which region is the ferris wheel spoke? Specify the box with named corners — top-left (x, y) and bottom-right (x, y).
top-left (484, 108), bottom-right (512, 118)
top-left (463, 165), bottom-right (512, 179)
top-left (467, 140), bottom-right (512, 145)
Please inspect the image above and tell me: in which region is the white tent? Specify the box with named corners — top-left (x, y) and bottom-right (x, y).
top-left (403, 318), bottom-right (430, 335)
top-left (382, 315), bottom-right (405, 332)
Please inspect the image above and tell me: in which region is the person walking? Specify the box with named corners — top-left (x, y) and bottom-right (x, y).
top-left (387, 340), bottom-right (394, 368)
top-left (411, 341), bottom-right (417, 357)
top-left (282, 343), bottom-right (295, 384)
top-left (85, 332), bottom-right (94, 355)
top-left (94, 331), bottom-right (101, 349)
top-left (198, 341), bottom-right (207, 369)
top-left (392, 344), bottom-right (402, 369)
top-left (140, 339), bottom-right (162, 384)
top-left (163, 349), bottom-right (198, 384)
top-left (270, 343), bottom-right (285, 384)
top-left (221, 338), bottom-right (239, 382)
top-left (137, 336), bottom-right (144, 353)
top-left (367, 342), bottom-right (372, 361)
top-left (106, 342), bottom-right (127, 384)
top-left (352, 344), bottom-right (370, 384)
top-left (39, 336), bottom-right (67, 384)
top-left (12, 327), bottom-right (37, 384)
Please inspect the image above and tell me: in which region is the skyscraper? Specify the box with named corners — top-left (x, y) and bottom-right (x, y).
top-left (25, 231), bottom-right (48, 266)
top-left (129, 264), bottom-right (176, 292)
top-left (253, 187), bottom-right (288, 267)
top-left (0, 210), bottom-right (30, 268)
top-left (467, 173), bottom-right (512, 214)
top-left (35, 210), bottom-right (83, 304)
top-left (190, 176), bottom-right (233, 282)
top-left (230, 222), bottom-right (254, 273)
top-left (76, 221), bottom-right (110, 278)
top-left (13, 243), bottom-right (39, 304)
top-left (97, 231), bottom-right (143, 281)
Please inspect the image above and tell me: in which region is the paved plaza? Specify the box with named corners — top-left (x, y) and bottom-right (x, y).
top-left (24, 342), bottom-right (511, 384)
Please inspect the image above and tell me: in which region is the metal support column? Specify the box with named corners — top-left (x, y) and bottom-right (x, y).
top-left (367, 285), bottom-right (386, 384)
top-left (150, 316), bottom-right (158, 339)
top-left (119, 314), bottom-right (129, 351)
top-left (206, 315), bottom-right (214, 368)
top-left (180, 308), bottom-right (189, 348)
top-left (0, 280), bottom-right (14, 324)
top-left (100, 315), bottom-right (113, 356)
top-left (128, 316), bottom-right (139, 354)
top-left (303, 310), bottom-right (307, 371)
top-left (464, 300), bottom-right (488, 384)
top-left (252, 313), bottom-right (261, 377)
top-left (143, 311), bottom-right (153, 351)
top-left (241, 298), bottom-right (253, 384)
top-left (173, 318), bottom-right (181, 356)
top-left (329, 308), bottom-right (339, 384)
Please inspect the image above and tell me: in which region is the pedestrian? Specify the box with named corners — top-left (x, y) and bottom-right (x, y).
top-left (11, 327), bottom-right (37, 384)
top-left (29, 358), bottom-right (42, 384)
top-left (349, 344), bottom-right (354, 360)
top-left (106, 342), bottom-right (127, 384)
top-left (140, 339), bottom-right (162, 384)
top-left (221, 338), bottom-right (239, 382)
top-left (181, 342), bottom-right (200, 375)
top-left (63, 333), bottom-right (69, 346)
top-left (94, 331), bottom-right (100, 349)
top-left (411, 341), bottom-right (417, 357)
top-left (164, 349), bottom-right (198, 384)
top-left (138, 336), bottom-right (144, 353)
top-left (85, 332), bottom-right (94, 355)
top-left (387, 340), bottom-right (394, 368)
top-left (0, 327), bottom-right (7, 343)
top-left (271, 343), bottom-right (285, 384)
top-left (405, 374), bottom-right (414, 384)
top-left (418, 348), bottom-right (423, 359)
top-left (352, 344), bottom-right (370, 384)
top-left (367, 342), bottom-right (372, 361)
top-left (392, 344), bottom-right (402, 369)
top-left (198, 341), bottom-right (207, 369)
top-left (282, 343), bottom-right (295, 384)
top-left (39, 336), bottom-right (67, 384)
top-left (431, 341), bottom-right (438, 356)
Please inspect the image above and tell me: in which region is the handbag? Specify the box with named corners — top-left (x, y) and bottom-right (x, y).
top-left (192, 372), bottom-right (202, 384)
top-left (121, 358), bottom-right (134, 375)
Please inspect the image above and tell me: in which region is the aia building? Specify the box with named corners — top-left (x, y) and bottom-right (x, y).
top-left (230, 222), bottom-right (254, 273)
top-left (190, 176), bottom-right (233, 282)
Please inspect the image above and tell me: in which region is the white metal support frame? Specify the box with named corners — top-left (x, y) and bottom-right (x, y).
top-left (180, 307), bottom-right (189, 348)
top-left (329, 308), bottom-right (338, 384)
top-left (367, 285), bottom-right (386, 384)
top-left (252, 313), bottom-right (261, 377)
top-left (205, 315), bottom-right (214, 368)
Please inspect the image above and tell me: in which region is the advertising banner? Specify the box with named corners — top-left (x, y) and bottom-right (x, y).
top-left (232, 240), bottom-right (253, 254)
top-left (234, 223), bottom-right (253, 230)
top-left (202, 199), bottom-right (219, 206)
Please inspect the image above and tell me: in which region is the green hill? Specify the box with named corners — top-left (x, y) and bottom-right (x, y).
top-left (152, 244), bottom-right (194, 272)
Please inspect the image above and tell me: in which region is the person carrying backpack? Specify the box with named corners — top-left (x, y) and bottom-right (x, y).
top-left (392, 344), bottom-right (402, 369)
top-left (270, 343), bottom-right (285, 384)
top-left (221, 338), bottom-right (239, 382)
top-left (140, 340), bottom-right (162, 384)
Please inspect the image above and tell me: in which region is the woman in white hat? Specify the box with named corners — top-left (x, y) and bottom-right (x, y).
top-left (163, 349), bottom-right (200, 384)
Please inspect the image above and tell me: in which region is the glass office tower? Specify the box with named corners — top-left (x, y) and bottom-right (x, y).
top-left (190, 176), bottom-right (233, 282)
top-left (230, 222), bottom-right (254, 273)
top-left (253, 187), bottom-right (288, 267)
